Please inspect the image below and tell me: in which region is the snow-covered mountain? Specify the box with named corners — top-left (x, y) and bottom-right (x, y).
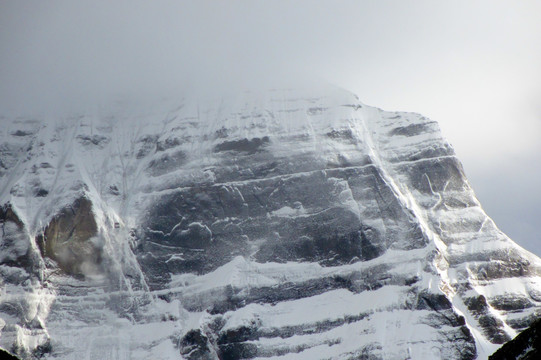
top-left (1, 84), bottom-right (541, 360)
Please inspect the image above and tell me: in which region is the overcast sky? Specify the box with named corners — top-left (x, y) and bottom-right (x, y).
top-left (1, 1), bottom-right (540, 255)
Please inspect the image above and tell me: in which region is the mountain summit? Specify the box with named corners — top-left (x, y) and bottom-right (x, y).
top-left (1, 84), bottom-right (540, 359)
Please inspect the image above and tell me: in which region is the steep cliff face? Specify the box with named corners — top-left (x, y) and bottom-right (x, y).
top-left (1, 84), bottom-right (540, 359)
top-left (36, 197), bottom-right (100, 275)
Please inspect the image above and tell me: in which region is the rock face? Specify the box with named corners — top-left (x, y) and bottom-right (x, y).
top-left (489, 318), bottom-right (541, 359)
top-left (1, 84), bottom-right (541, 359)
top-left (0, 347), bottom-right (21, 360)
top-left (36, 197), bottom-right (100, 275)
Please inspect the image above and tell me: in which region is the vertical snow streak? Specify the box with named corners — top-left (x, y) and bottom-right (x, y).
top-left (354, 106), bottom-right (501, 358)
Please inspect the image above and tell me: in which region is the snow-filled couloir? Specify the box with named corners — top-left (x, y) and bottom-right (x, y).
top-left (1, 83), bottom-right (541, 360)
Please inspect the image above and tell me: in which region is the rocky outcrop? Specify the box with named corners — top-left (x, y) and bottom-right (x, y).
top-left (0, 348), bottom-right (21, 360)
top-left (0, 204), bottom-right (29, 268)
top-left (36, 197), bottom-right (101, 276)
top-left (489, 318), bottom-right (541, 359)
top-left (0, 205), bottom-right (51, 359)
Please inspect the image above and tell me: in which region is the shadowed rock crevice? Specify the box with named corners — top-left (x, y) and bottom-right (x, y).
top-left (0, 203), bottom-right (31, 268)
top-left (180, 329), bottom-right (216, 360)
top-left (214, 136), bottom-right (270, 154)
top-left (388, 122), bottom-right (435, 137)
top-left (463, 294), bottom-right (511, 344)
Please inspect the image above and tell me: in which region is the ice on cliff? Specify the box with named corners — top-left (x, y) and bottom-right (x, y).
top-left (1, 84), bottom-right (541, 359)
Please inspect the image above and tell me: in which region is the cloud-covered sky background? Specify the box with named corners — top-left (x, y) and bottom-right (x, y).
top-left (1, 1), bottom-right (540, 254)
